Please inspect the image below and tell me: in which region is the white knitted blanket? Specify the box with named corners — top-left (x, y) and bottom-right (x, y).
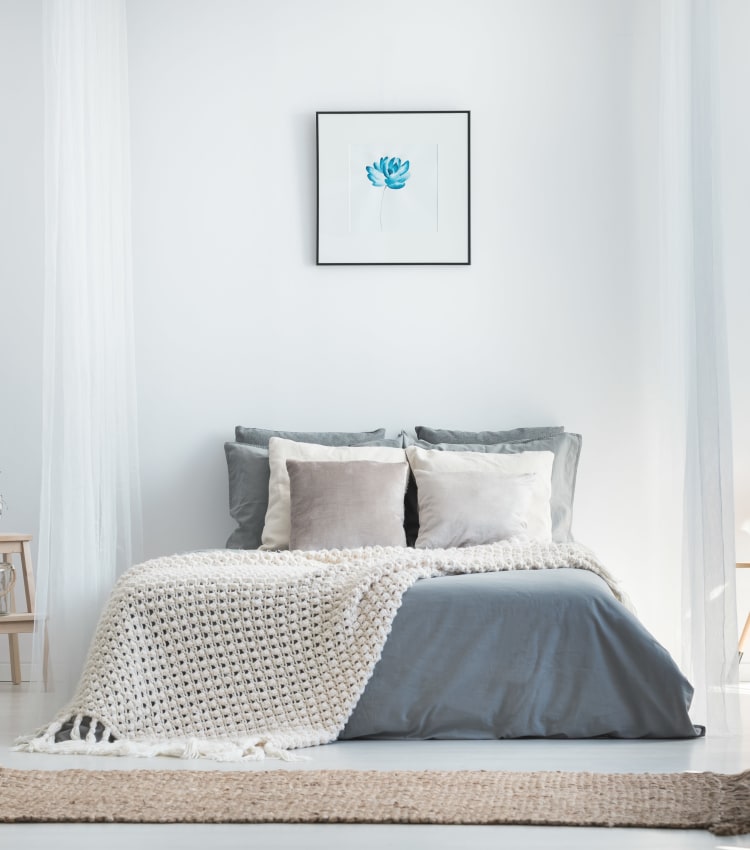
top-left (17, 540), bottom-right (625, 761)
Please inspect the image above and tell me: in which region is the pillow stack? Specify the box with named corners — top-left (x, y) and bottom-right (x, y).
top-left (261, 437), bottom-right (408, 550)
top-left (406, 425), bottom-right (582, 545)
top-left (225, 424), bottom-right (581, 552)
top-left (224, 427), bottom-right (399, 550)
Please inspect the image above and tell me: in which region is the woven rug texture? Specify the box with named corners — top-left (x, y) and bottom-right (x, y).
top-left (1, 768), bottom-right (749, 834)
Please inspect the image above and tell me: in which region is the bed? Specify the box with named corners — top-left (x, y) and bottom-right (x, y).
top-left (18, 423), bottom-right (701, 760)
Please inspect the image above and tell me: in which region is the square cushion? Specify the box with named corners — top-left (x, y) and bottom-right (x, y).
top-left (410, 466), bottom-right (537, 549)
top-left (287, 459), bottom-right (409, 551)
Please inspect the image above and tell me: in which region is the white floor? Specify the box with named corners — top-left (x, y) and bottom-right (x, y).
top-left (1, 682), bottom-right (749, 850)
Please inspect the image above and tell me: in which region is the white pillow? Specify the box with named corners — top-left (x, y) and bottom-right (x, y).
top-left (261, 437), bottom-right (407, 550)
top-left (412, 469), bottom-right (537, 549)
top-left (406, 445), bottom-right (555, 544)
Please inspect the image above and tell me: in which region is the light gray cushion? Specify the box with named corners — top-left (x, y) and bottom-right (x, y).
top-left (225, 435), bottom-right (401, 550)
top-left (404, 433), bottom-right (582, 542)
top-left (287, 460), bottom-right (409, 551)
top-left (235, 426), bottom-right (386, 447)
top-left (412, 465), bottom-right (537, 549)
top-left (415, 425), bottom-right (564, 444)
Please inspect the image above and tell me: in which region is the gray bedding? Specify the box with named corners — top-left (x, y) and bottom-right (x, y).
top-left (341, 568), bottom-right (701, 740)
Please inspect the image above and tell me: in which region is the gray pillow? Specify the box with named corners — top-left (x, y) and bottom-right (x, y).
top-left (415, 425), bottom-right (564, 444)
top-left (235, 426), bottom-right (386, 447)
top-left (413, 469), bottom-right (537, 549)
top-left (225, 436), bottom-right (402, 549)
top-left (287, 460), bottom-right (409, 551)
top-left (403, 433), bottom-right (582, 542)
top-left (225, 442), bottom-right (271, 549)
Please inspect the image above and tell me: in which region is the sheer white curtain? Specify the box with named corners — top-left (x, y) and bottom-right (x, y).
top-left (32, 0), bottom-right (141, 700)
top-left (659, 0), bottom-right (739, 734)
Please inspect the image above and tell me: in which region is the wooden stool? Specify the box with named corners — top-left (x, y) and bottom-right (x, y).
top-left (0, 534), bottom-right (48, 686)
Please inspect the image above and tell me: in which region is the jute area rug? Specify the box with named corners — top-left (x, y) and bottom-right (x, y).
top-left (1, 767), bottom-right (748, 835)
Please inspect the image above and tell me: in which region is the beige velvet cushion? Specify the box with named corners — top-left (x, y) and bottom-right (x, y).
top-left (406, 445), bottom-right (555, 547)
top-left (262, 437), bottom-right (407, 550)
top-left (287, 460), bottom-right (409, 551)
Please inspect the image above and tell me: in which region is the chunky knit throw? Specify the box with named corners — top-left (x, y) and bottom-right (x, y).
top-left (17, 540), bottom-right (626, 761)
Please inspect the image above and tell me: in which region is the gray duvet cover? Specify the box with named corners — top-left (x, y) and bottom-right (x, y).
top-left (341, 568), bottom-right (701, 740)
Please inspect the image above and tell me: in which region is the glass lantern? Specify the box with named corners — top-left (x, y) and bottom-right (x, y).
top-left (0, 560), bottom-right (14, 616)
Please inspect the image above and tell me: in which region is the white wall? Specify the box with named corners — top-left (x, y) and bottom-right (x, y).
top-left (2, 0), bottom-right (748, 675)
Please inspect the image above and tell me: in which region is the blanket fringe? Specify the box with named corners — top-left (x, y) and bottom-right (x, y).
top-left (712, 770), bottom-right (750, 836)
top-left (14, 725), bottom-right (306, 763)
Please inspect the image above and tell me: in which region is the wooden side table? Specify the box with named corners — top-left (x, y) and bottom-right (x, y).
top-left (739, 563), bottom-right (750, 662)
top-left (0, 534), bottom-right (48, 686)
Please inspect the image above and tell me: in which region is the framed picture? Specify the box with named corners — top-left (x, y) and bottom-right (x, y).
top-left (316, 110), bottom-right (470, 265)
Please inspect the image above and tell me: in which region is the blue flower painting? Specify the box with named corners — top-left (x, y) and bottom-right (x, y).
top-left (366, 156), bottom-right (411, 190)
top-left (348, 142), bottom-right (435, 234)
top-left (365, 155), bottom-right (411, 231)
